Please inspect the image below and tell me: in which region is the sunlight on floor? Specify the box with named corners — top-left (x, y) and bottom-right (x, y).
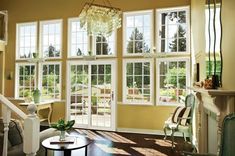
top-left (131, 147), bottom-right (168, 156)
top-left (75, 129), bottom-right (107, 141)
top-left (144, 138), bottom-right (174, 147)
top-left (97, 131), bottom-right (136, 144)
top-left (95, 143), bottom-right (131, 155)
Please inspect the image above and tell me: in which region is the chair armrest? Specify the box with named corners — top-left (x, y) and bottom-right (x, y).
top-left (178, 117), bottom-right (191, 120)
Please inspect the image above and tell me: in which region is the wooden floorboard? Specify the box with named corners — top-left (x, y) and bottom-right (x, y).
top-left (46, 128), bottom-right (193, 156)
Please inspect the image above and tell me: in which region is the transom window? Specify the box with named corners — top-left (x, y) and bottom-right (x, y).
top-left (15, 63), bottom-right (36, 99)
top-left (157, 7), bottom-right (189, 53)
top-left (40, 20), bottom-right (62, 58)
top-left (94, 33), bottom-right (115, 56)
top-left (123, 10), bottom-right (153, 55)
top-left (16, 22), bottom-right (37, 59)
top-left (123, 59), bottom-right (153, 105)
top-left (68, 18), bottom-right (89, 57)
top-left (157, 59), bottom-right (189, 105)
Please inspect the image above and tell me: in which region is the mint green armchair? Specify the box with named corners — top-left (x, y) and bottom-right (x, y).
top-left (182, 113), bottom-right (235, 156)
top-left (163, 94), bottom-right (195, 149)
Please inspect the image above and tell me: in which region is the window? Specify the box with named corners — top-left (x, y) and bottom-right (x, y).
top-left (15, 63), bottom-right (36, 99)
top-left (123, 59), bottom-right (153, 105)
top-left (157, 59), bottom-right (189, 105)
top-left (16, 22), bottom-right (37, 59)
top-left (40, 62), bottom-right (61, 100)
top-left (123, 10), bottom-right (153, 55)
top-left (94, 32), bottom-right (116, 56)
top-left (68, 18), bottom-right (89, 57)
top-left (68, 18), bottom-right (116, 57)
top-left (15, 21), bottom-right (62, 100)
top-left (157, 7), bottom-right (189, 53)
top-left (156, 7), bottom-right (190, 105)
top-left (40, 20), bottom-right (62, 58)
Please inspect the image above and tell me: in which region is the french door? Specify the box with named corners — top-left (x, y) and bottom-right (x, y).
top-left (67, 60), bottom-right (116, 131)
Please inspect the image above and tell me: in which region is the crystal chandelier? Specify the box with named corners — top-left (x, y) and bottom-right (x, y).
top-left (78, 1), bottom-right (122, 36)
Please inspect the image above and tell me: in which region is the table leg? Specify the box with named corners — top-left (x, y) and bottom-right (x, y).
top-left (85, 146), bottom-right (88, 156)
top-left (48, 105), bottom-right (53, 124)
top-left (45, 149), bottom-right (47, 156)
top-left (64, 150), bottom-right (71, 156)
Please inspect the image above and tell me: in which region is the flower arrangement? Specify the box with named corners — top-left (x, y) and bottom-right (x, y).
top-left (50, 119), bottom-right (75, 141)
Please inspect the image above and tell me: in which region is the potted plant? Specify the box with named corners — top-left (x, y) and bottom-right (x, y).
top-left (33, 88), bottom-right (41, 103)
top-left (50, 119), bottom-right (75, 141)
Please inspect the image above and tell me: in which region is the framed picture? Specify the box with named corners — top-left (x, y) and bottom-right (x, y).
top-left (0, 11), bottom-right (7, 43)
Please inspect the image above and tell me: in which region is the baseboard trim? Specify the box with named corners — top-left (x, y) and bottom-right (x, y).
top-left (117, 128), bottom-right (183, 137)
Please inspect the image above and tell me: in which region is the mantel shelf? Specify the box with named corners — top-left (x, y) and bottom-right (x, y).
top-left (188, 86), bottom-right (235, 96)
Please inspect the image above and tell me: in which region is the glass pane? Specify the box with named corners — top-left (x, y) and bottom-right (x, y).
top-left (91, 65), bottom-right (97, 74)
top-left (134, 76), bottom-right (142, 88)
top-left (135, 15), bottom-right (143, 27)
top-left (178, 38), bottom-right (186, 52)
top-left (167, 12), bottom-right (178, 24)
top-left (178, 25), bottom-right (187, 37)
top-left (144, 76), bottom-right (150, 86)
top-left (143, 62), bottom-right (150, 75)
top-left (126, 63), bottom-right (133, 75)
top-left (161, 13), bottom-right (167, 25)
top-left (161, 39), bottom-right (166, 52)
top-left (168, 25), bottom-right (178, 39)
top-left (135, 41), bottom-right (143, 53)
top-left (178, 11), bottom-right (186, 23)
top-left (105, 65), bottom-right (111, 74)
top-left (168, 38), bottom-right (177, 52)
top-left (98, 65), bottom-right (104, 74)
top-left (179, 76), bottom-right (186, 89)
top-left (160, 76), bottom-right (166, 88)
top-left (134, 63), bottom-right (142, 75)
top-left (127, 76), bottom-right (133, 87)
top-left (91, 75), bottom-right (97, 85)
top-left (160, 62), bottom-right (167, 75)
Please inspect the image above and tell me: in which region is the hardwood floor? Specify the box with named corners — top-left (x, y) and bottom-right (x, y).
top-left (49, 129), bottom-right (192, 156)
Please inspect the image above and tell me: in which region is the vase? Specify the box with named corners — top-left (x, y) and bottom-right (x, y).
top-left (33, 88), bottom-right (41, 103)
top-left (59, 131), bottom-right (66, 141)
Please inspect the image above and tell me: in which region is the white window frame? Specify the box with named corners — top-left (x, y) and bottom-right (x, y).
top-left (67, 17), bottom-right (90, 58)
top-left (39, 19), bottom-right (63, 59)
top-left (123, 10), bottom-right (154, 56)
top-left (122, 58), bottom-right (154, 105)
top-left (156, 57), bottom-right (190, 106)
top-left (16, 22), bottom-right (37, 60)
top-left (15, 62), bottom-right (36, 99)
top-left (156, 6), bottom-right (190, 55)
top-left (38, 61), bottom-right (62, 100)
top-left (92, 31), bottom-right (117, 57)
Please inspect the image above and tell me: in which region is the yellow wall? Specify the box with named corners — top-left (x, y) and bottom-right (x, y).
top-left (0, 0), bottom-right (190, 130)
top-left (191, 0), bottom-right (206, 82)
top-left (221, 0), bottom-right (235, 90)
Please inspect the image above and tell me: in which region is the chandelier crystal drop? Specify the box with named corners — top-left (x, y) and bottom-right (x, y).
top-left (78, 3), bottom-right (122, 36)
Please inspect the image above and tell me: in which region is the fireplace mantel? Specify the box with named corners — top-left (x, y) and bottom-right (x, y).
top-left (189, 87), bottom-right (235, 154)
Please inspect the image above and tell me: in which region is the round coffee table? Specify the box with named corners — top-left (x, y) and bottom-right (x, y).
top-left (42, 135), bottom-right (92, 156)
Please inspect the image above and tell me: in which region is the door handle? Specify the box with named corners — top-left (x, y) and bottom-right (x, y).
top-left (111, 91), bottom-right (114, 101)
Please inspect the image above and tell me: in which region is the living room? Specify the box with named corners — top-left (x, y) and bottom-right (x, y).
top-left (0, 0), bottom-right (235, 156)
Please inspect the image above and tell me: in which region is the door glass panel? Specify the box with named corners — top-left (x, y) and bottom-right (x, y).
top-left (70, 64), bottom-right (89, 125)
top-left (91, 64), bottom-right (112, 128)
